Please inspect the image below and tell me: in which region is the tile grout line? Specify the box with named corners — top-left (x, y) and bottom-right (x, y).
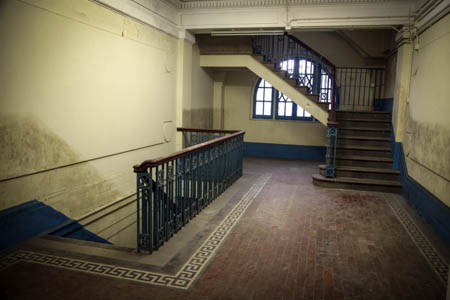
top-left (0, 173), bottom-right (272, 290)
top-left (385, 196), bottom-right (449, 284)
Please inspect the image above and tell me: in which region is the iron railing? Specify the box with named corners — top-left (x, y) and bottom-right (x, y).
top-left (336, 67), bottom-right (385, 111)
top-left (133, 128), bottom-right (245, 253)
top-left (252, 33), bottom-right (337, 123)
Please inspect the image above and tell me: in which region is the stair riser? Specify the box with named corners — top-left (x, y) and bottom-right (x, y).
top-left (337, 149), bottom-right (392, 158)
top-left (336, 112), bottom-right (391, 121)
top-left (336, 159), bottom-right (393, 169)
top-left (337, 139), bottom-right (391, 147)
top-left (338, 120), bottom-right (391, 129)
top-left (319, 168), bottom-right (399, 181)
top-left (313, 178), bottom-right (401, 193)
top-left (340, 129), bottom-right (391, 138)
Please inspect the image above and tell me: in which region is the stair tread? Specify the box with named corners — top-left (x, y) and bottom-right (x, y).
top-left (338, 135), bottom-right (390, 141)
top-left (312, 174), bottom-right (401, 186)
top-left (340, 126), bottom-right (392, 131)
top-left (337, 145), bottom-right (391, 151)
top-left (337, 155), bottom-right (393, 162)
top-left (319, 165), bottom-right (400, 174)
top-left (337, 110), bottom-right (391, 114)
top-left (337, 118), bottom-right (391, 123)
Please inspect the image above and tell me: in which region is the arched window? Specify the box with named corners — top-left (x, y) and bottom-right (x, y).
top-left (253, 78), bottom-right (274, 119)
top-left (253, 57), bottom-right (333, 120)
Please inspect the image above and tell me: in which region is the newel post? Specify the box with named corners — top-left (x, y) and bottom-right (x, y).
top-left (326, 122), bottom-right (339, 178)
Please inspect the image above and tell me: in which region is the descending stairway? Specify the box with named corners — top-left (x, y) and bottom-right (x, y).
top-left (312, 111), bottom-right (402, 193)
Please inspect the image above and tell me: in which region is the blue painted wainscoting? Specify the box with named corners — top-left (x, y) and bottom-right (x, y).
top-left (244, 142), bottom-right (326, 161)
top-left (391, 136), bottom-right (450, 246)
top-left (0, 200), bottom-right (110, 251)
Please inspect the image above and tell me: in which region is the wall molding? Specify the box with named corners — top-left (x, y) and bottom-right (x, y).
top-left (179, 0), bottom-right (413, 10)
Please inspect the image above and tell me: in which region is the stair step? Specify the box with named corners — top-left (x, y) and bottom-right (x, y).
top-left (336, 111), bottom-right (391, 121)
top-left (340, 126), bottom-right (391, 132)
top-left (312, 174), bottom-right (401, 193)
top-left (338, 135), bottom-right (390, 141)
top-left (336, 155), bottom-right (393, 168)
top-left (319, 165), bottom-right (399, 180)
top-left (337, 135), bottom-right (390, 147)
top-left (337, 145), bottom-right (391, 151)
top-left (337, 155), bottom-right (393, 162)
top-left (337, 118), bottom-right (390, 123)
top-left (337, 146), bottom-right (391, 157)
top-left (337, 119), bottom-right (391, 129)
top-left (340, 127), bottom-right (391, 138)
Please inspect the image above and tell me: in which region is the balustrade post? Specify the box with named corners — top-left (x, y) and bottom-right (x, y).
top-left (325, 122), bottom-right (339, 178)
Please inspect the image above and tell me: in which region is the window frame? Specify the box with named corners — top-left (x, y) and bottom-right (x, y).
top-left (275, 90), bottom-right (313, 121)
top-left (252, 78), bottom-right (274, 119)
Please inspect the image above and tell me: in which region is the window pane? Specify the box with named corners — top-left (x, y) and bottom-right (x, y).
top-left (299, 60), bottom-right (305, 74)
top-left (265, 81), bottom-right (272, 88)
top-left (286, 102), bottom-right (293, 117)
top-left (259, 79), bottom-right (266, 88)
top-left (288, 59), bottom-right (294, 70)
top-left (297, 106), bottom-right (304, 117)
top-left (264, 102), bottom-right (271, 115)
top-left (304, 110), bottom-right (311, 117)
top-left (278, 102), bottom-right (285, 116)
top-left (256, 88), bottom-right (263, 100)
top-left (264, 88), bottom-right (272, 100)
top-left (255, 102), bottom-right (263, 115)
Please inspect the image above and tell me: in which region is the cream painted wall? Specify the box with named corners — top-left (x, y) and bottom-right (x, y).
top-left (0, 0), bottom-right (178, 218)
top-left (293, 31), bottom-right (388, 67)
top-left (223, 71), bottom-right (327, 146)
top-left (403, 13), bottom-right (450, 206)
top-left (190, 44), bottom-right (214, 128)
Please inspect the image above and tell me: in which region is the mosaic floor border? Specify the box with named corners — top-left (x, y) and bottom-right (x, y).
top-left (0, 174), bottom-right (272, 290)
top-left (386, 196), bottom-right (449, 284)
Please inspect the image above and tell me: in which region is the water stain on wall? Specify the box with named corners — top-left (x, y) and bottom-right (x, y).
top-left (190, 108), bottom-right (213, 129)
top-left (0, 114), bottom-right (79, 180)
top-left (404, 114), bottom-right (450, 181)
top-left (0, 114), bottom-right (124, 219)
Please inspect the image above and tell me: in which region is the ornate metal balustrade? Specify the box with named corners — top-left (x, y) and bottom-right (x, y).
top-left (336, 67), bottom-right (385, 111)
top-left (133, 128), bottom-right (245, 253)
top-left (180, 127), bottom-right (228, 147)
top-left (252, 33), bottom-right (337, 123)
top-left (253, 34), bottom-right (339, 177)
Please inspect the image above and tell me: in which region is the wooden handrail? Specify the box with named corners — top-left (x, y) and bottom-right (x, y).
top-left (133, 128), bottom-right (245, 172)
top-left (177, 128), bottom-right (240, 134)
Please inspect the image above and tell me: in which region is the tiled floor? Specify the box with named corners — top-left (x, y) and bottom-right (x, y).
top-left (0, 158), bottom-right (449, 300)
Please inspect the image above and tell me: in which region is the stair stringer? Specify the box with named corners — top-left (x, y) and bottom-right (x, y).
top-left (199, 55), bottom-right (329, 126)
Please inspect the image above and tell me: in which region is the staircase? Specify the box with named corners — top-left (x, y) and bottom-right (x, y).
top-left (312, 111), bottom-right (401, 193)
top-left (197, 34), bottom-right (401, 193)
top-left (253, 54), bottom-right (330, 113)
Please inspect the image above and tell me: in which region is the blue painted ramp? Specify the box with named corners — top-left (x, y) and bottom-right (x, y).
top-left (0, 200), bottom-right (110, 251)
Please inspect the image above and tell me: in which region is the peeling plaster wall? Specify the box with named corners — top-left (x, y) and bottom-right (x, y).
top-left (405, 13), bottom-right (450, 206)
top-left (223, 71), bottom-right (327, 146)
top-left (190, 44), bottom-right (214, 129)
top-left (0, 0), bottom-right (178, 220)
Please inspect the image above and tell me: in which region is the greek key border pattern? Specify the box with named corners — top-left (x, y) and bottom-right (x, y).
top-left (386, 197), bottom-right (449, 284)
top-left (0, 174), bottom-right (271, 290)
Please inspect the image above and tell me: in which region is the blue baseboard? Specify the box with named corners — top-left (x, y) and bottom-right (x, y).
top-left (392, 140), bottom-right (450, 246)
top-left (0, 200), bottom-right (111, 251)
top-left (244, 142), bottom-right (326, 161)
